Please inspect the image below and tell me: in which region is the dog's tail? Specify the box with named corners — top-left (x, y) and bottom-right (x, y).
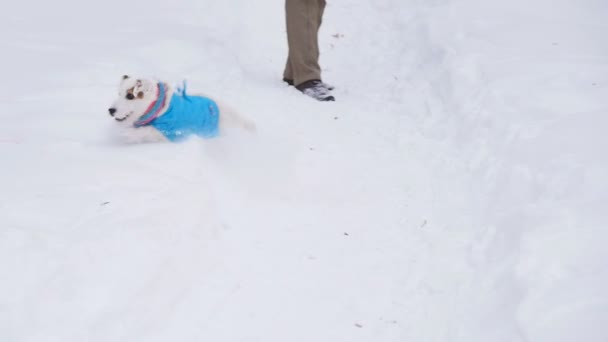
top-left (237, 116), bottom-right (257, 133)
top-left (218, 101), bottom-right (257, 133)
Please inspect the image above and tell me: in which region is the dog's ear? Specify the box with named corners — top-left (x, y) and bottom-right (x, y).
top-left (122, 75), bottom-right (130, 80)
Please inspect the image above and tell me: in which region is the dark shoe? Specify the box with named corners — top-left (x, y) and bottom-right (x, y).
top-left (283, 77), bottom-right (334, 91)
top-left (295, 79), bottom-right (335, 102)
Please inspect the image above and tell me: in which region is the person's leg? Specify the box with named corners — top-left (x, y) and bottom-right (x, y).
top-left (318, 0), bottom-right (326, 30)
top-left (284, 0), bottom-right (323, 86)
top-left (283, 58), bottom-right (294, 84)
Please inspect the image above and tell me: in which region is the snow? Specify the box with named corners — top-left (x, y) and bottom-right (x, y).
top-left (1, 0), bottom-right (607, 341)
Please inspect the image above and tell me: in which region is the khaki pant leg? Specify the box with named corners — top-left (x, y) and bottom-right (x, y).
top-left (283, 0), bottom-right (326, 86)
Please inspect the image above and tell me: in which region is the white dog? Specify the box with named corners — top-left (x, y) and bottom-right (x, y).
top-left (107, 75), bottom-right (254, 143)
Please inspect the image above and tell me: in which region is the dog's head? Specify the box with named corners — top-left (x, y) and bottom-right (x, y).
top-left (108, 75), bottom-right (159, 124)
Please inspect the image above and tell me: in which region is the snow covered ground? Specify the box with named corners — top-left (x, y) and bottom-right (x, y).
top-left (1, 0), bottom-right (606, 341)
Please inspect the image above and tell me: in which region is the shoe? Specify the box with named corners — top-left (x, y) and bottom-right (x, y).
top-left (295, 79), bottom-right (335, 102)
top-left (283, 77), bottom-right (334, 91)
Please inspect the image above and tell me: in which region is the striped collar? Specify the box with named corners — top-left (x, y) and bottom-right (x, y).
top-left (133, 83), bottom-right (168, 127)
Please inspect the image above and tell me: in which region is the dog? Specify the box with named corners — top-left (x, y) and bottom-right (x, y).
top-left (107, 75), bottom-right (254, 143)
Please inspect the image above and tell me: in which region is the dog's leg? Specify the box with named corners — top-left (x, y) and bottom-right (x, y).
top-left (119, 125), bottom-right (168, 144)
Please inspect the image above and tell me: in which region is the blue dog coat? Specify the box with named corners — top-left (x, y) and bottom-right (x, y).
top-left (134, 83), bottom-right (220, 142)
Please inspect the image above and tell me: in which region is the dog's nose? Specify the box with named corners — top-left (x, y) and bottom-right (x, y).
top-left (108, 108), bottom-right (116, 116)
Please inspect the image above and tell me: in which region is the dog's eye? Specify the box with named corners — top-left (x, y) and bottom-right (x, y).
top-left (126, 93), bottom-right (135, 100)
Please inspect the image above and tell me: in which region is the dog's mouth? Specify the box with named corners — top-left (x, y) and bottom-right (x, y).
top-left (115, 113), bottom-right (131, 122)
